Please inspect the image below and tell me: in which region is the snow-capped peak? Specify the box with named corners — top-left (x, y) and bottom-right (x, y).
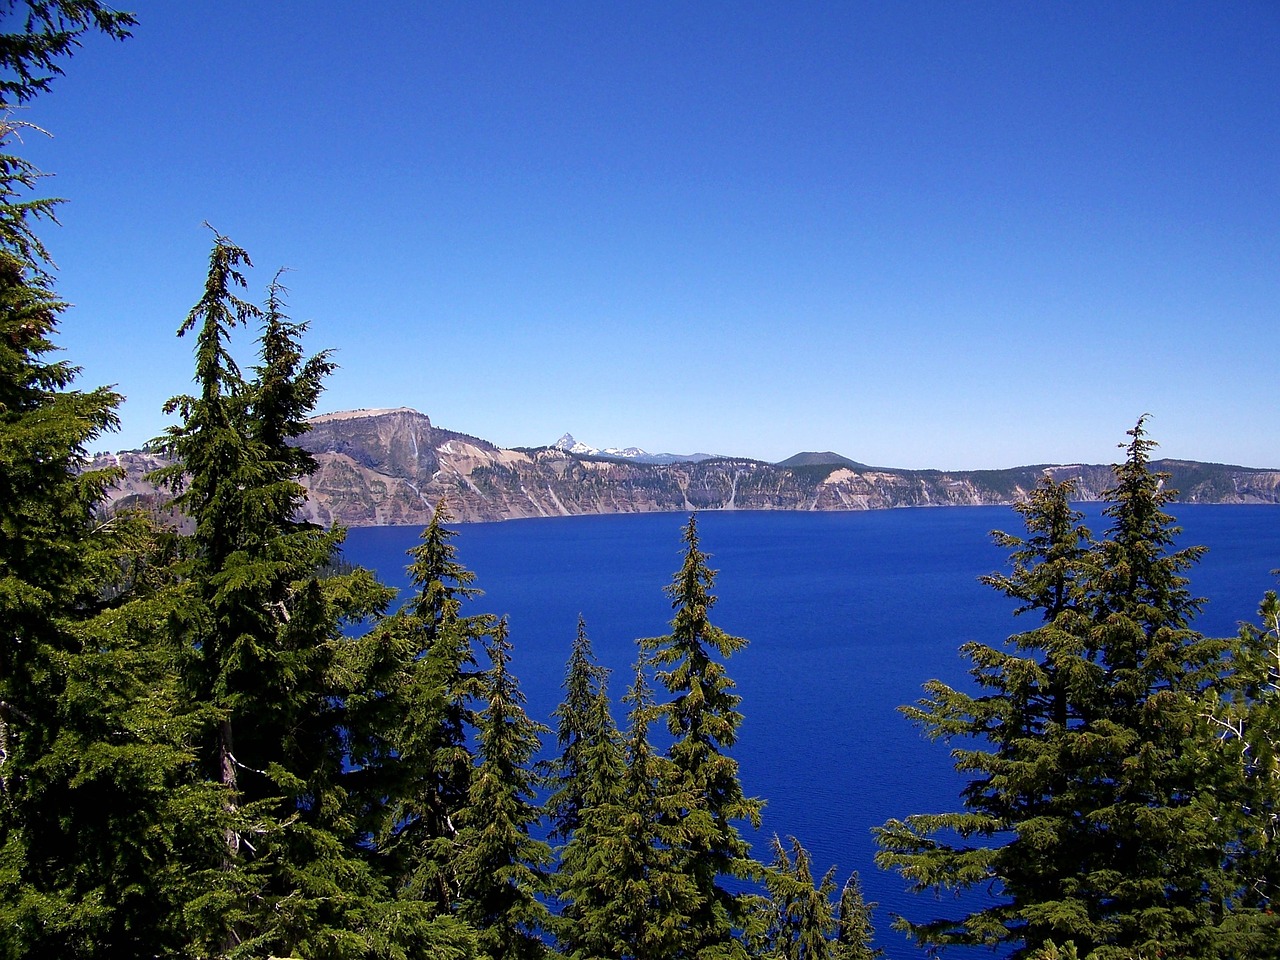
top-left (553, 433), bottom-right (649, 459)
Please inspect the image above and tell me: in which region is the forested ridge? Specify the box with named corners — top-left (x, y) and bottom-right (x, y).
top-left (2, 6), bottom-right (1278, 960)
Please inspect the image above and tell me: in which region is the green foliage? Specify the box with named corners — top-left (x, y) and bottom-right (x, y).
top-left (151, 231), bottom-right (491, 958)
top-left (556, 658), bottom-right (699, 960)
top-left (0, 6), bottom-right (206, 958)
top-left (455, 617), bottom-right (553, 960)
top-left (753, 836), bottom-right (880, 960)
top-left (832, 872), bottom-right (880, 960)
top-left (545, 615), bottom-right (615, 845)
top-left (875, 420), bottom-right (1247, 959)
top-left (640, 514), bottom-right (764, 958)
top-left (365, 499), bottom-right (488, 910)
top-left (0, 0), bottom-right (134, 109)
top-left (1198, 589), bottom-right (1280, 956)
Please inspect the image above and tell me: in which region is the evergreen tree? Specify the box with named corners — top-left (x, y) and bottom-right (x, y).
top-left (756, 836), bottom-right (840, 960)
top-left (831, 873), bottom-right (880, 960)
top-left (1071, 418), bottom-right (1232, 957)
top-left (752, 836), bottom-right (879, 960)
top-left (557, 657), bottom-right (699, 960)
top-left (545, 614), bottom-right (614, 844)
top-left (155, 232), bottom-right (455, 958)
top-left (455, 617), bottom-right (553, 960)
top-left (544, 614), bottom-right (628, 952)
top-left (251, 269), bottom-right (334, 481)
top-left (0, 0), bottom-right (135, 109)
top-left (0, 6), bottom-right (206, 958)
top-left (640, 514), bottom-right (763, 959)
top-left (366, 499), bottom-right (488, 911)
top-left (876, 476), bottom-right (1094, 952)
top-left (875, 422), bottom-right (1237, 959)
top-left (1201, 588), bottom-right (1280, 955)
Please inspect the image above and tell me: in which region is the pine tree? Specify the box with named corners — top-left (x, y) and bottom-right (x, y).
top-left (544, 614), bottom-right (629, 952)
top-left (0, 1), bottom-right (135, 109)
top-left (756, 836), bottom-right (840, 960)
top-left (365, 499), bottom-right (488, 911)
top-left (875, 422), bottom-right (1237, 959)
top-left (0, 7), bottom-right (207, 958)
top-left (546, 621), bottom-right (623, 955)
top-left (1200, 589), bottom-right (1280, 955)
top-left (640, 514), bottom-right (763, 959)
top-left (155, 232), bottom-right (459, 958)
top-left (876, 476), bottom-right (1094, 952)
top-left (751, 836), bottom-right (879, 960)
top-left (455, 617), bottom-right (553, 960)
top-left (545, 614), bottom-right (614, 844)
top-left (1072, 419), bottom-right (1233, 958)
top-left (831, 873), bottom-right (880, 960)
top-left (557, 657), bottom-right (699, 960)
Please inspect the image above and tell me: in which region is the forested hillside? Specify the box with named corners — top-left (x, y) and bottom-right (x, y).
top-left (2, 6), bottom-right (1277, 960)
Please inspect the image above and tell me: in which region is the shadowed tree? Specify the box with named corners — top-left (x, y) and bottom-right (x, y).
top-left (558, 656), bottom-right (700, 960)
top-left (155, 232), bottom-right (465, 958)
top-left (0, 6), bottom-right (211, 958)
top-left (361, 499), bottom-right (488, 912)
top-left (753, 835), bottom-right (881, 960)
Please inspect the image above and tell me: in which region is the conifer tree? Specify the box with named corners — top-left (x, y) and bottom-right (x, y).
top-left (831, 874), bottom-right (880, 960)
top-left (155, 232), bottom-right (457, 958)
top-left (455, 617), bottom-right (553, 960)
top-left (1200, 589), bottom-right (1280, 955)
top-left (641, 514), bottom-right (763, 959)
top-left (875, 422), bottom-right (1237, 959)
top-left (756, 836), bottom-right (840, 960)
top-left (545, 614), bottom-right (614, 844)
top-left (0, 7), bottom-right (207, 958)
top-left (557, 657), bottom-right (699, 960)
top-left (544, 614), bottom-right (626, 952)
top-left (752, 836), bottom-right (879, 960)
top-left (366, 499), bottom-right (488, 911)
top-left (1070, 418), bottom-right (1232, 957)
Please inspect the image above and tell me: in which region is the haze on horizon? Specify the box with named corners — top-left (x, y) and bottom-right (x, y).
top-left (24, 1), bottom-right (1280, 471)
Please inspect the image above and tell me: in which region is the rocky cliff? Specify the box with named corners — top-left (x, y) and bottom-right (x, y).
top-left (93, 408), bottom-right (1280, 527)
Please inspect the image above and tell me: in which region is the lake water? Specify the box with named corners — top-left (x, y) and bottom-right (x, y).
top-left (342, 504), bottom-right (1280, 958)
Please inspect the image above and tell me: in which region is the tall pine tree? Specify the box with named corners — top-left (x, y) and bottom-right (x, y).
top-left (557, 657), bottom-right (699, 960)
top-left (641, 514), bottom-right (763, 960)
top-left (364, 499), bottom-right (488, 912)
top-left (455, 617), bottom-right (553, 960)
top-left (545, 615), bottom-right (614, 845)
top-left (0, 7), bottom-right (206, 958)
top-left (876, 422), bottom-right (1238, 959)
top-left (155, 232), bottom-right (453, 959)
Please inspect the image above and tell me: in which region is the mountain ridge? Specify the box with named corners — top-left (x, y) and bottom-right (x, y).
top-left (93, 407), bottom-right (1280, 526)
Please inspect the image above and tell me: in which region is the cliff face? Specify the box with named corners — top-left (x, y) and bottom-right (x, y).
top-left (93, 409), bottom-right (1280, 527)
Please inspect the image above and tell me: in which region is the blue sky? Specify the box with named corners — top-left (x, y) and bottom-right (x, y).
top-left (20, 1), bottom-right (1280, 468)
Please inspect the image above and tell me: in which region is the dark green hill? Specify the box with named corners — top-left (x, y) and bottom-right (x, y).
top-left (776, 451), bottom-right (866, 469)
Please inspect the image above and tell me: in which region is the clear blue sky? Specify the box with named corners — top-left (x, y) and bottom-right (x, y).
top-left (20, 0), bottom-right (1280, 468)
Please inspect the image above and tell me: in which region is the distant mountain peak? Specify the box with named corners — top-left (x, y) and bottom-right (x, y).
top-left (554, 433), bottom-right (600, 456)
top-left (776, 451), bottom-right (865, 469)
top-left (553, 433), bottom-right (648, 459)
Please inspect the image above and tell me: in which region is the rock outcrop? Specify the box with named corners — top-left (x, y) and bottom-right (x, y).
top-left (92, 409), bottom-right (1280, 527)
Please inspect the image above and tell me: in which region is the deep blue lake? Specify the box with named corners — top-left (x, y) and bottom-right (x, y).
top-left (342, 504), bottom-right (1280, 958)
